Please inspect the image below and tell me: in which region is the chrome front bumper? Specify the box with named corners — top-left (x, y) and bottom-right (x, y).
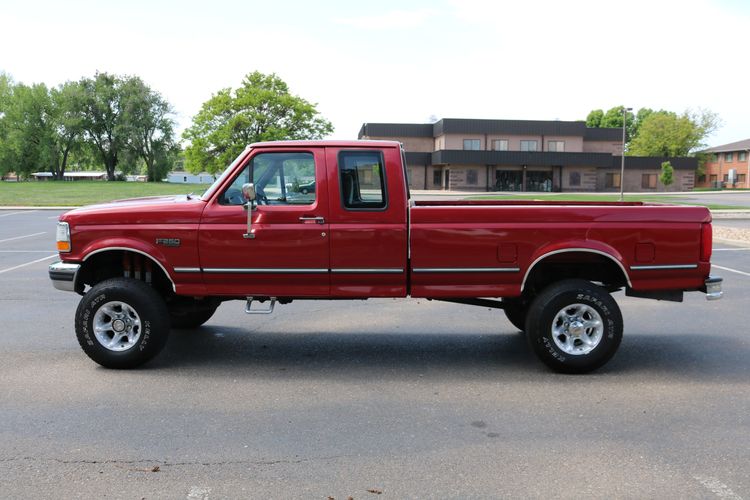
top-left (49, 261), bottom-right (80, 292)
top-left (705, 275), bottom-right (723, 301)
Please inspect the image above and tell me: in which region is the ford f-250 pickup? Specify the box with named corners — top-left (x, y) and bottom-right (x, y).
top-left (49, 140), bottom-right (723, 373)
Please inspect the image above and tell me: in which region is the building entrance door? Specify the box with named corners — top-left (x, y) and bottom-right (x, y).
top-left (495, 170), bottom-right (522, 191)
top-left (526, 171), bottom-right (553, 192)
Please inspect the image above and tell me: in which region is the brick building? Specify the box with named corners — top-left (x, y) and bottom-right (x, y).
top-left (359, 119), bottom-right (697, 192)
top-left (697, 138), bottom-right (750, 189)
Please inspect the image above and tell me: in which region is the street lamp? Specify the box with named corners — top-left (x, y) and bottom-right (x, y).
top-left (620, 107), bottom-right (633, 201)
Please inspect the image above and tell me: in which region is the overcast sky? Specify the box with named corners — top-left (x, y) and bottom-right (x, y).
top-left (2, 0), bottom-right (748, 146)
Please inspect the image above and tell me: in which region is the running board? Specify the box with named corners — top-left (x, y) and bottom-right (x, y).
top-left (245, 297), bottom-right (277, 314)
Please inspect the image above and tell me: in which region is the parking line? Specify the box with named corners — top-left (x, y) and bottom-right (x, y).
top-left (714, 248), bottom-right (750, 251)
top-left (712, 264), bottom-right (750, 278)
top-left (0, 210), bottom-right (38, 218)
top-left (0, 232), bottom-right (47, 244)
top-left (0, 250), bottom-right (56, 253)
top-left (0, 254), bottom-right (57, 275)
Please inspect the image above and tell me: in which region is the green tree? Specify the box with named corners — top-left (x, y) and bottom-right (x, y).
top-left (586, 109), bottom-right (603, 128)
top-left (120, 77), bottom-right (176, 181)
top-left (660, 161), bottom-right (674, 190)
top-left (48, 81), bottom-right (86, 179)
top-left (629, 110), bottom-right (720, 157)
top-left (0, 73), bottom-right (14, 177)
top-left (79, 73), bottom-right (129, 181)
top-left (183, 71), bottom-right (334, 174)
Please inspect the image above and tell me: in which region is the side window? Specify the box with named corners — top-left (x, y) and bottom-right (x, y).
top-left (338, 151), bottom-right (387, 210)
top-left (220, 152), bottom-right (316, 205)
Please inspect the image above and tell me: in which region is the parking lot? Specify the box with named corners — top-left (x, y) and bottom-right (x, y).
top-left (1, 209), bottom-right (749, 498)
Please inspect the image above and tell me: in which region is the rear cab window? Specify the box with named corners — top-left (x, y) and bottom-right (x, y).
top-left (338, 150), bottom-right (387, 210)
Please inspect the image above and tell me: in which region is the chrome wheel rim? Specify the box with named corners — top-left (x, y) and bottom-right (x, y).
top-left (92, 301), bottom-right (142, 352)
top-left (551, 303), bottom-right (603, 356)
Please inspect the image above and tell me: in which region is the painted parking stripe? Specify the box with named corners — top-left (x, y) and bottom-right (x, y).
top-left (714, 247), bottom-right (750, 251)
top-left (0, 210), bottom-right (38, 218)
top-left (0, 232), bottom-right (47, 244)
top-left (0, 254), bottom-right (57, 275)
top-left (0, 250), bottom-right (57, 253)
top-left (712, 264), bottom-right (750, 278)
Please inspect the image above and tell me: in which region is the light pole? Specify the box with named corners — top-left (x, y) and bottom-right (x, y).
top-left (620, 107), bottom-right (633, 201)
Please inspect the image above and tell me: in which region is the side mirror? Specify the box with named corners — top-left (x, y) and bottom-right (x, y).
top-left (242, 183), bottom-right (256, 202)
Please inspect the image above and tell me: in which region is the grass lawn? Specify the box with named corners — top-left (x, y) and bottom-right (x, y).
top-left (0, 181), bottom-right (212, 206)
top-left (465, 193), bottom-right (749, 211)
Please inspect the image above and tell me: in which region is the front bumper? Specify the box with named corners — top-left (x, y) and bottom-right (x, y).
top-left (49, 261), bottom-right (80, 292)
top-left (705, 275), bottom-right (723, 301)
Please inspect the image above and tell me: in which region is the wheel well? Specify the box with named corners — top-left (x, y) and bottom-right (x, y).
top-left (522, 251), bottom-right (629, 295)
top-left (77, 250), bottom-right (173, 296)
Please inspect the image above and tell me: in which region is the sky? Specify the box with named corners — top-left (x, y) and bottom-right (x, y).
top-left (2, 0), bottom-right (748, 147)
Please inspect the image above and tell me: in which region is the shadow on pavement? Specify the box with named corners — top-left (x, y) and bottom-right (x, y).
top-left (143, 326), bottom-right (750, 382)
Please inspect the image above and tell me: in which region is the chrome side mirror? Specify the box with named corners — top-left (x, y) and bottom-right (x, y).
top-left (242, 183), bottom-right (256, 239)
top-left (242, 183), bottom-right (256, 202)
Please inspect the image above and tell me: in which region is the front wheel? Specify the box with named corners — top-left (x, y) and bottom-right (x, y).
top-left (75, 277), bottom-right (170, 369)
top-left (525, 279), bottom-right (623, 374)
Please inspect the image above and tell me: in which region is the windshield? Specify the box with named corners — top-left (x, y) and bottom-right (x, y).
top-left (199, 147), bottom-right (251, 201)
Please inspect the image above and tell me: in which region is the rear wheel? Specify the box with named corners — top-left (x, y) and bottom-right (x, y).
top-left (75, 277), bottom-right (170, 369)
top-left (526, 279), bottom-right (622, 374)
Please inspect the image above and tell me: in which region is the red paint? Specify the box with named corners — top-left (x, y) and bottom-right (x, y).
top-left (58, 140), bottom-right (715, 299)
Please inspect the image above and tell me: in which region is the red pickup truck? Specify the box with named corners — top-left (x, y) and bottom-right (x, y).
top-left (50, 140), bottom-right (722, 373)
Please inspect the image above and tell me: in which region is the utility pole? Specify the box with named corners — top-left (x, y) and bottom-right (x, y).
top-left (619, 107), bottom-right (633, 201)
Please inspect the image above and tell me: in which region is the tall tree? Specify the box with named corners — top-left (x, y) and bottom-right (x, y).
top-left (48, 81), bottom-right (85, 179)
top-left (0, 73), bottom-right (14, 177)
top-left (628, 110), bottom-right (720, 157)
top-left (121, 77), bottom-right (176, 181)
top-left (79, 73), bottom-right (128, 180)
top-left (585, 109), bottom-right (604, 128)
top-left (183, 71), bottom-right (334, 174)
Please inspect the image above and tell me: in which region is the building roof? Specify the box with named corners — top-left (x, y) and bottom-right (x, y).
top-left (359, 119), bottom-right (622, 141)
top-left (704, 138), bottom-right (750, 153)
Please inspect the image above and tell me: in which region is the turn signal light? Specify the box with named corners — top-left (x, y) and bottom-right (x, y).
top-left (57, 241), bottom-right (71, 252)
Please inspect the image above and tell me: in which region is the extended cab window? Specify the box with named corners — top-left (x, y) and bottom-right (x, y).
top-left (220, 152), bottom-right (316, 205)
top-left (338, 151), bottom-right (387, 210)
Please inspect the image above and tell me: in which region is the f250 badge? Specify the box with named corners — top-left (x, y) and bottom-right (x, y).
top-left (155, 238), bottom-right (181, 247)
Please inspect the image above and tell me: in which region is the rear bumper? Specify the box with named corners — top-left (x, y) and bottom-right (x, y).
top-left (704, 275), bottom-right (723, 301)
top-left (49, 261), bottom-right (80, 292)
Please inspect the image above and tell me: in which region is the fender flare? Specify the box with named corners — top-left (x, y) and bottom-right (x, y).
top-left (79, 239), bottom-right (176, 292)
top-left (521, 242), bottom-right (632, 292)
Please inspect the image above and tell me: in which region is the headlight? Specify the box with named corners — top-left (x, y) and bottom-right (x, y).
top-left (56, 222), bottom-right (71, 253)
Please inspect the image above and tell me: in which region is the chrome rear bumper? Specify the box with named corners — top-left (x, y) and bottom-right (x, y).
top-left (49, 261), bottom-right (80, 292)
top-left (705, 275), bottom-right (723, 301)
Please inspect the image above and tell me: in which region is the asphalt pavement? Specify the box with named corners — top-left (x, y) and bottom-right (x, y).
top-left (1, 209), bottom-right (749, 499)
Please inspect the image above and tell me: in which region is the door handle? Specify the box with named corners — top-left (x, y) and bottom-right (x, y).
top-left (299, 216), bottom-right (325, 224)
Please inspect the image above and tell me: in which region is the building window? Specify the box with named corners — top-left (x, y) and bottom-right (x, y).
top-left (642, 174), bottom-right (657, 189)
top-left (712, 153), bottom-right (719, 162)
top-left (466, 169), bottom-right (478, 185)
top-left (493, 139), bottom-right (508, 151)
top-left (548, 141), bottom-right (565, 152)
top-left (520, 140), bottom-right (538, 152)
top-left (433, 169), bottom-right (442, 186)
top-left (738, 174), bottom-right (747, 184)
top-left (605, 173), bottom-right (621, 188)
top-left (740, 152), bottom-right (747, 162)
top-left (463, 139), bottom-right (481, 150)
top-left (710, 174), bottom-right (718, 183)
top-left (569, 171), bottom-right (581, 186)
top-left (723, 174), bottom-right (729, 183)
top-left (697, 175), bottom-right (706, 183)
top-left (725, 152), bottom-right (733, 162)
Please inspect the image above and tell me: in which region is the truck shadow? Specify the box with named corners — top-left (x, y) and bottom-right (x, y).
top-left (151, 327), bottom-right (750, 382)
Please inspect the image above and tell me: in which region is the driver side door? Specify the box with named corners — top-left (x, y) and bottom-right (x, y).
top-left (198, 148), bottom-right (330, 297)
